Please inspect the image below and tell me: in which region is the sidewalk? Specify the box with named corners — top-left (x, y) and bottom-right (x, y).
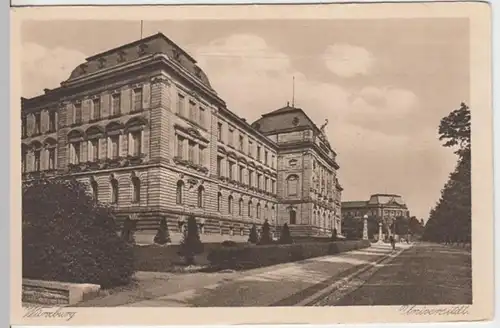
top-left (79, 242), bottom-right (411, 307)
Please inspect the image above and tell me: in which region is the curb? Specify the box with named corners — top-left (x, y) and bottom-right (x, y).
top-left (294, 246), bottom-right (408, 306)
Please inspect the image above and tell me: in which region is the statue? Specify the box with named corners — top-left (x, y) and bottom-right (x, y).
top-left (319, 119), bottom-right (329, 135)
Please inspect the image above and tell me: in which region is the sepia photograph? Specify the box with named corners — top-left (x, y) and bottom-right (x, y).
top-left (10, 2), bottom-right (493, 325)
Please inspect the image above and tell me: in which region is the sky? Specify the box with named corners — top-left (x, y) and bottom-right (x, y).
top-left (20, 18), bottom-right (470, 220)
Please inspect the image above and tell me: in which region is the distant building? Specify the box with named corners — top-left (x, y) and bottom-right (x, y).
top-left (342, 194), bottom-right (410, 222)
top-left (21, 32), bottom-right (342, 243)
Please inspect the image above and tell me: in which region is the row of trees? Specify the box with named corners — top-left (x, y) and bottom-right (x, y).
top-left (422, 103), bottom-right (471, 244)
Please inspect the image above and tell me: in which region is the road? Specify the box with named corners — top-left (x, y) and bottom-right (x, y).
top-left (314, 242), bottom-right (472, 306)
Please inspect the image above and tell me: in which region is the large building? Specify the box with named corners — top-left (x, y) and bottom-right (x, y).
top-left (21, 33), bottom-right (342, 243)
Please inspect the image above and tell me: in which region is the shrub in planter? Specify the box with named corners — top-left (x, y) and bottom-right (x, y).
top-left (248, 224), bottom-right (258, 244)
top-left (278, 223), bottom-right (293, 244)
top-left (178, 215), bottom-right (204, 265)
top-left (258, 220), bottom-right (273, 245)
top-left (22, 178), bottom-right (135, 288)
top-left (154, 217), bottom-right (171, 245)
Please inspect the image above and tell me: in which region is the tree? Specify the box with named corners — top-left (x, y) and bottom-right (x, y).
top-left (154, 217), bottom-right (171, 245)
top-left (331, 228), bottom-right (338, 241)
top-left (178, 215), bottom-right (204, 265)
top-left (258, 219), bottom-right (273, 245)
top-left (22, 178), bottom-right (135, 288)
top-left (423, 103), bottom-right (471, 245)
top-left (248, 224), bottom-right (258, 244)
top-left (278, 223), bottom-right (293, 244)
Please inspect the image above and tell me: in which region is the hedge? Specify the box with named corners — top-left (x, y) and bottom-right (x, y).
top-left (22, 178), bottom-right (135, 288)
top-left (207, 240), bottom-right (371, 270)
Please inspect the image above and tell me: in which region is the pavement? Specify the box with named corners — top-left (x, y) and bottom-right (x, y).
top-left (315, 242), bottom-right (472, 306)
top-left (77, 242), bottom-right (412, 307)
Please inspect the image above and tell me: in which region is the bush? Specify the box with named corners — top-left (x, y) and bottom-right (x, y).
top-left (154, 217), bottom-right (171, 245)
top-left (331, 228), bottom-right (338, 241)
top-left (278, 223), bottom-right (293, 244)
top-left (121, 217), bottom-right (137, 244)
top-left (221, 240), bottom-right (238, 247)
top-left (248, 224), bottom-right (258, 244)
top-left (258, 220), bottom-right (273, 245)
top-left (178, 215), bottom-right (204, 265)
top-left (22, 178), bottom-right (135, 288)
top-left (208, 240), bottom-right (371, 270)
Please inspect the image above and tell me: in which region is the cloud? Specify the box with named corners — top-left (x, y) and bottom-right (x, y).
top-left (323, 44), bottom-right (375, 78)
top-left (21, 42), bottom-right (86, 98)
top-left (191, 33), bottom-right (449, 220)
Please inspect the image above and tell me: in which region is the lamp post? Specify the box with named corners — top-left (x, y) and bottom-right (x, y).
top-left (362, 214), bottom-right (368, 240)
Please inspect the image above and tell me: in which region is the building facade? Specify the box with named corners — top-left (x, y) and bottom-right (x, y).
top-left (342, 194), bottom-right (410, 226)
top-left (21, 33), bottom-right (341, 243)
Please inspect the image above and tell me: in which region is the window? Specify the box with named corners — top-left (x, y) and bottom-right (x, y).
top-left (248, 201), bottom-right (252, 217)
top-left (217, 122), bottom-right (223, 141)
top-left (71, 142), bottom-right (81, 164)
top-left (176, 135), bottom-right (184, 158)
top-left (133, 88), bottom-right (143, 111)
top-left (46, 147), bottom-right (55, 170)
top-left (74, 104), bottom-right (82, 124)
top-left (228, 128), bottom-right (234, 146)
top-left (188, 141), bottom-right (196, 162)
top-left (21, 147), bottom-right (27, 173)
top-left (290, 209), bottom-right (297, 224)
top-left (217, 156), bottom-right (223, 176)
top-left (197, 186), bottom-right (204, 208)
top-left (239, 135), bottom-right (244, 151)
top-left (89, 139), bottom-right (99, 162)
top-left (92, 98), bottom-right (101, 120)
top-left (21, 116), bottom-right (27, 137)
top-left (271, 180), bottom-right (276, 194)
top-left (217, 192), bottom-right (222, 212)
top-left (271, 155), bottom-right (275, 169)
top-left (257, 173), bottom-right (262, 190)
top-left (257, 145), bottom-right (261, 161)
top-left (264, 177), bottom-right (269, 192)
top-left (228, 162), bottom-right (234, 180)
top-left (199, 107), bottom-right (205, 127)
top-left (177, 94), bottom-right (185, 116)
top-left (109, 135), bottom-right (119, 159)
top-left (248, 170), bottom-right (253, 187)
top-left (239, 165), bottom-right (244, 183)
top-left (91, 180), bottom-right (99, 201)
top-left (228, 195), bottom-right (233, 214)
top-left (132, 177), bottom-right (140, 203)
top-left (287, 175), bottom-right (298, 196)
top-left (111, 94), bottom-right (121, 116)
top-left (199, 146), bottom-right (205, 166)
top-left (176, 180), bottom-right (184, 204)
top-left (110, 179), bottom-right (119, 204)
top-left (130, 131), bottom-right (142, 156)
top-left (248, 140), bottom-right (253, 157)
top-left (264, 150), bottom-right (268, 165)
top-left (256, 203), bottom-right (261, 219)
top-left (34, 112), bottom-right (41, 134)
top-left (34, 148), bottom-right (41, 171)
top-left (189, 101), bottom-right (197, 121)
top-left (239, 198), bottom-right (243, 216)
top-left (49, 111), bottom-right (57, 132)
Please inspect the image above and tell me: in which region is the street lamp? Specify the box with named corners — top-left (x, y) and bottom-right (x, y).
top-left (362, 214), bottom-right (368, 240)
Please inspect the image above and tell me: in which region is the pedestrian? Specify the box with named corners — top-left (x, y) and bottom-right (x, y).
top-left (390, 235), bottom-right (396, 251)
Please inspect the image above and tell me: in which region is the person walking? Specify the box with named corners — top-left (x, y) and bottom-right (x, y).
top-left (389, 235), bottom-right (396, 251)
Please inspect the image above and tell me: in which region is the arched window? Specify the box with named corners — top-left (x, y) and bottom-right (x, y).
top-left (228, 195), bottom-right (233, 214)
top-left (256, 203), bottom-right (261, 219)
top-left (287, 175), bottom-right (299, 196)
top-left (91, 180), bottom-right (99, 201)
top-left (197, 185), bottom-right (204, 208)
top-left (238, 198), bottom-right (243, 216)
top-left (132, 176), bottom-right (140, 203)
top-left (110, 178), bottom-right (119, 204)
top-left (264, 204), bottom-right (268, 220)
top-left (289, 208), bottom-right (296, 225)
top-left (217, 192), bottom-right (222, 212)
top-left (248, 200), bottom-right (252, 217)
top-left (176, 180), bottom-right (184, 205)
